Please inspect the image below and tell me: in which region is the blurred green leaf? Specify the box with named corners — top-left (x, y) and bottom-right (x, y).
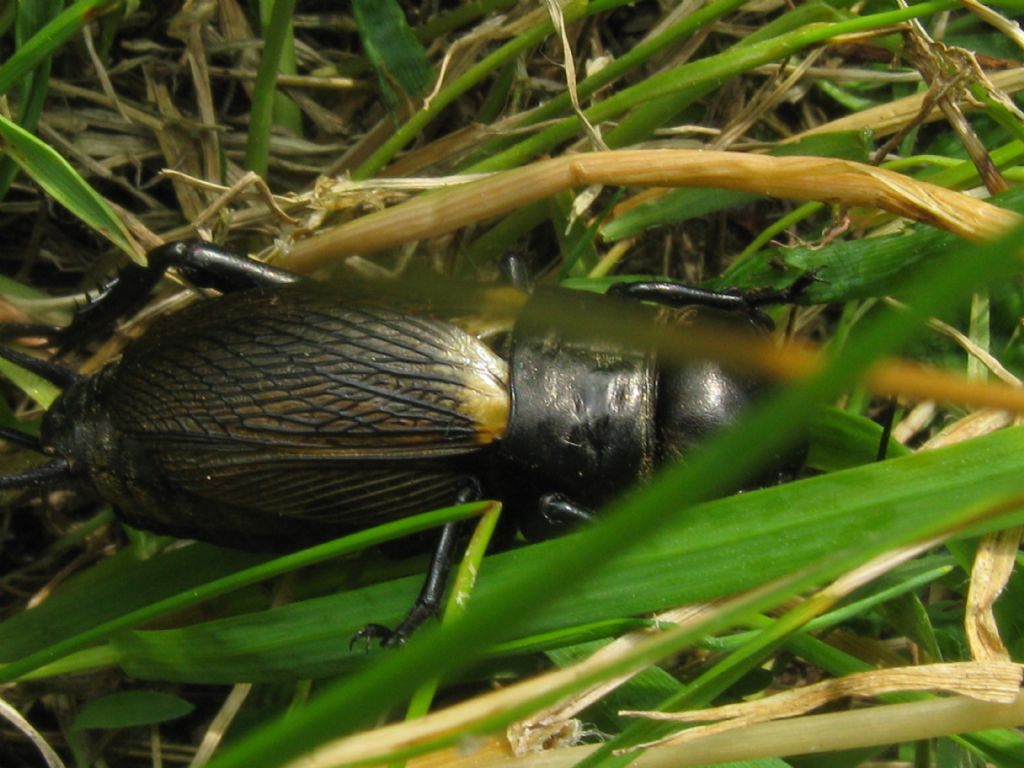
top-left (72, 690), bottom-right (194, 731)
top-left (0, 355), bottom-right (61, 409)
top-left (353, 0), bottom-right (433, 113)
top-left (806, 406), bottom-right (910, 472)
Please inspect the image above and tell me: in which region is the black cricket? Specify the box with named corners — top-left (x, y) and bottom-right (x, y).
top-left (0, 242), bottom-right (802, 644)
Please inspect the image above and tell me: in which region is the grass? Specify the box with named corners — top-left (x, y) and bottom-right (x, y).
top-left (0, 2), bottom-right (1022, 767)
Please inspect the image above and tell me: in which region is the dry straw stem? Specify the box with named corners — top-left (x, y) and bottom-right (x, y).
top-left (507, 603), bottom-right (723, 754)
top-left (793, 66), bottom-right (1024, 140)
top-left (918, 416), bottom-right (1022, 667)
top-left (291, 686), bottom-right (1024, 768)
top-left (617, 692), bottom-right (1024, 768)
top-left (965, 526), bottom-right (1021, 662)
top-left (189, 683), bottom-right (254, 768)
top-left (860, 356), bottom-right (1024, 413)
top-left (279, 150), bottom-right (1021, 273)
top-left (0, 695), bottom-right (64, 768)
top-left (920, 408), bottom-right (1017, 448)
top-left (621, 661), bottom-right (1023, 751)
top-left (884, 297), bottom-right (1023, 387)
top-left (410, 693), bottom-right (1024, 768)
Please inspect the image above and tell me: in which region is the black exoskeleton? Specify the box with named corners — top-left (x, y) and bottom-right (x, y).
top-left (0, 242), bottom-right (803, 644)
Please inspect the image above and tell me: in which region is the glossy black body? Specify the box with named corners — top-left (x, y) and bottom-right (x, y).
top-left (496, 287), bottom-right (779, 540)
top-left (24, 255), bottom-right (792, 553)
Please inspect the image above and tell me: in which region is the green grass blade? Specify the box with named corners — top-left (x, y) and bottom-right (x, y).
top-left (352, 0), bottom-right (433, 115)
top-left (0, 0), bottom-right (63, 201)
top-left (75, 426), bottom-right (1024, 685)
top-left (0, 356), bottom-right (61, 409)
top-left (0, 114), bottom-right (138, 257)
top-left (257, 0), bottom-right (302, 135)
top-left (0, 0), bottom-right (120, 95)
top-left (245, 0), bottom-right (298, 176)
top-left (71, 690), bottom-right (194, 731)
top-left (0, 502), bottom-right (489, 683)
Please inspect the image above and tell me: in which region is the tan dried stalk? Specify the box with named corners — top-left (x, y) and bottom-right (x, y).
top-left (278, 150), bottom-right (1021, 273)
top-left (621, 661), bottom-right (1023, 751)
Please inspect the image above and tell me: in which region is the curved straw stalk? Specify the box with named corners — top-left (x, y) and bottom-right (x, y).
top-left (280, 149), bottom-right (1021, 273)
